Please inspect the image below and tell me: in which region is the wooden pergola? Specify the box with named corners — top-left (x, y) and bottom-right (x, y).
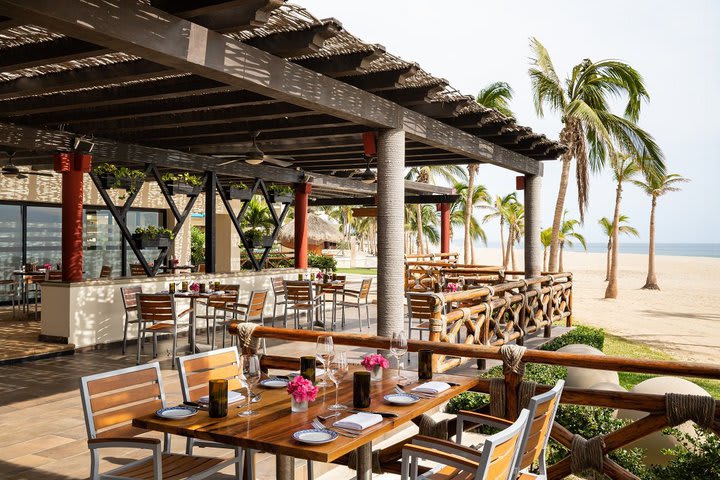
top-left (0, 0), bottom-right (565, 337)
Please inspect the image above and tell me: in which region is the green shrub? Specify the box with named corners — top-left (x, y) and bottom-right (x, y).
top-left (134, 225), bottom-right (174, 240)
top-left (540, 325), bottom-right (605, 352)
top-left (648, 426), bottom-right (720, 479)
top-left (308, 253), bottom-right (337, 272)
top-left (162, 172), bottom-right (203, 186)
top-left (481, 362), bottom-right (568, 385)
top-left (445, 391), bottom-right (490, 414)
top-left (190, 226), bottom-right (205, 265)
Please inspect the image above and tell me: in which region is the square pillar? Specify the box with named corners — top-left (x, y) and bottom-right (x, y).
top-left (376, 128), bottom-right (405, 337)
top-left (205, 172), bottom-right (217, 273)
top-left (294, 183), bottom-right (311, 268)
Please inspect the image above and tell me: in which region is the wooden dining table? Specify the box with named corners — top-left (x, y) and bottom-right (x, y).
top-left (133, 367), bottom-right (479, 480)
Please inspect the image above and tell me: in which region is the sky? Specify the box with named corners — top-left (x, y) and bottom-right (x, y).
top-left (301, 0), bottom-right (720, 244)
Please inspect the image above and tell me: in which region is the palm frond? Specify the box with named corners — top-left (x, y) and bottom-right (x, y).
top-left (477, 81), bottom-right (515, 118)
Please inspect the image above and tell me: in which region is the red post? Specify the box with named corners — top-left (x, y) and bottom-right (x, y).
top-left (294, 183), bottom-right (311, 268)
top-left (54, 152), bottom-right (91, 282)
top-left (438, 203), bottom-right (451, 253)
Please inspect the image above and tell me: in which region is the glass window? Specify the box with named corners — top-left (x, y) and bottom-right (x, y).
top-left (126, 210), bottom-right (165, 274)
top-left (26, 206), bottom-right (62, 269)
top-left (84, 209), bottom-right (122, 279)
top-left (0, 204), bottom-right (22, 279)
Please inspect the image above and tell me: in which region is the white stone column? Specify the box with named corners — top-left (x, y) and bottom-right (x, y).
top-left (524, 174), bottom-right (542, 278)
top-left (376, 128), bottom-right (405, 337)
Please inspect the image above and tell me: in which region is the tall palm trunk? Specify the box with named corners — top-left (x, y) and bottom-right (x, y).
top-left (471, 240), bottom-right (476, 265)
top-left (643, 196), bottom-right (660, 289)
top-left (503, 227), bottom-right (513, 268)
top-left (511, 238), bottom-right (517, 271)
top-left (464, 165), bottom-right (476, 264)
top-left (415, 204), bottom-right (424, 255)
top-left (548, 155), bottom-right (572, 272)
top-left (543, 247), bottom-right (548, 272)
top-left (499, 221), bottom-right (506, 265)
top-left (605, 238), bottom-right (612, 281)
top-left (605, 183), bottom-right (624, 299)
top-left (559, 241), bottom-right (565, 272)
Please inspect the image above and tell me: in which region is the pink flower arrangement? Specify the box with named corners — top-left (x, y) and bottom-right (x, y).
top-left (361, 354), bottom-right (389, 371)
top-left (316, 272), bottom-right (324, 280)
top-left (287, 376), bottom-right (318, 403)
top-left (445, 282), bottom-right (459, 293)
top-left (189, 282), bottom-right (200, 293)
top-left (42, 263), bottom-right (52, 271)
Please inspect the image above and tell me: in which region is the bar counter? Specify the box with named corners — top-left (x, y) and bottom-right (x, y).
top-left (40, 268), bottom-right (308, 348)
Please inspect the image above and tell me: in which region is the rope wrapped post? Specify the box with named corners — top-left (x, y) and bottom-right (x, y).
top-left (500, 344), bottom-right (527, 420)
top-left (428, 293), bottom-right (445, 372)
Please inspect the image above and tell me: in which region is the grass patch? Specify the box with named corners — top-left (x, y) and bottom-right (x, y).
top-left (336, 267), bottom-right (377, 275)
top-left (602, 331), bottom-right (720, 398)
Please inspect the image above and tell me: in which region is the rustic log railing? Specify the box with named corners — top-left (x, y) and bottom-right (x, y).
top-left (228, 326), bottom-right (720, 480)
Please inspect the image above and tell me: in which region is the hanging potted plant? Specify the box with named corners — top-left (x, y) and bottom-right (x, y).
top-left (132, 226), bottom-right (174, 248)
top-left (224, 181), bottom-right (253, 201)
top-left (267, 184), bottom-right (293, 204)
top-left (162, 172), bottom-right (203, 196)
top-left (94, 163), bottom-right (145, 195)
top-left (243, 229), bottom-right (274, 249)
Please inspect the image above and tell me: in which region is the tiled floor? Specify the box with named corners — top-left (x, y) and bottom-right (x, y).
top-left (0, 294), bottom-right (564, 479)
top-left (0, 308), bottom-right (74, 363)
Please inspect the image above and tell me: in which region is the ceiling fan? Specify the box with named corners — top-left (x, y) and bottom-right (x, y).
top-left (1, 151), bottom-right (53, 179)
top-left (214, 131), bottom-right (294, 167)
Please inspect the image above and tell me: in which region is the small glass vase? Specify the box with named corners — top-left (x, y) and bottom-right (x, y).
top-left (291, 397), bottom-right (308, 413)
top-left (370, 365), bottom-right (384, 382)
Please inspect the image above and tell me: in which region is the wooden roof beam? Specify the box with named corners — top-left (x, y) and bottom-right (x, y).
top-left (293, 47), bottom-right (386, 77)
top-left (0, 0), bottom-right (545, 173)
top-left (245, 20), bottom-right (342, 58)
top-left (0, 37), bottom-right (111, 72)
top-left (0, 60), bottom-right (172, 101)
top-left (189, 134), bottom-right (364, 154)
top-left (0, 15), bottom-right (23, 31)
top-left (338, 65), bottom-right (420, 92)
top-left (411, 98), bottom-right (474, 118)
top-left (153, 0), bottom-right (286, 33)
top-left (378, 83), bottom-right (448, 106)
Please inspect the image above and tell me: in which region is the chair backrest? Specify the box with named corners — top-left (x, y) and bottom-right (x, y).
top-left (358, 278), bottom-right (372, 300)
top-left (120, 286), bottom-right (143, 311)
top-left (197, 263), bottom-right (206, 273)
top-left (99, 265), bottom-right (112, 278)
top-left (284, 280), bottom-right (313, 302)
top-left (208, 290), bottom-right (239, 308)
top-left (333, 275), bottom-right (347, 282)
top-left (136, 293), bottom-right (176, 324)
top-left (514, 380), bottom-right (565, 475)
top-left (130, 264), bottom-right (146, 276)
top-left (176, 347), bottom-right (242, 402)
top-left (477, 409), bottom-right (530, 480)
top-left (47, 270), bottom-right (62, 281)
top-left (245, 290), bottom-right (268, 318)
top-left (218, 284), bottom-right (240, 293)
top-left (271, 276), bottom-right (286, 295)
top-left (406, 292), bottom-right (436, 321)
top-left (79, 363), bottom-right (166, 440)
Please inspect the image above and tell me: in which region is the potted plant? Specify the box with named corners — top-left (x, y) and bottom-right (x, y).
top-left (361, 354), bottom-right (390, 382)
top-left (132, 225), bottom-right (174, 248)
top-left (267, 184), bottom-right (293, 204)
top-left (162, 172), bottom-right (203, 196)
top-left (94, 163), bottom-right (145, 195)
top-left (224, 181), bottom-right (253, 201)
top-left (243, 229), bottom-right (273, 249)
top-left (286, 376), bottom-right (318, 412)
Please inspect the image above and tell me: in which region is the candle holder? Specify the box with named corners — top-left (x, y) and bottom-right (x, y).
top-left (209, 379), bottom-right (228, 418)
top-left (300, 356), bottom-right (316, 384)
top-left (418, 349), bottom-right (433, 380)
top-left (353, 371), bottom-right (371, 408)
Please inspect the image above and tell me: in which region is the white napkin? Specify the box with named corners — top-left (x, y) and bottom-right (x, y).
top-left (412, 381), bottom-right (451, 394)
top-left (333, 413), bottom-right (383, 431)
top-left (198, 390), bottom-right (245, 405)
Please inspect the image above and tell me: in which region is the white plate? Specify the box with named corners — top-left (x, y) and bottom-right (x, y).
top-left (292, 429), bottom-right (338, 444)
top-left (155, 406), bottom-right (198, 419)
top-left (260, 378), bottom-right (289, 388)
top-left (384, 393), bottom-right (420, 405)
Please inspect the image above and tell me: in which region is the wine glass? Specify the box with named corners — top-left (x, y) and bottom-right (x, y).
top-left (315, 335), bottom-right (334, 388)
top-left (390, 332), bottom-right (408, 380)
top-left (238, 354), bottom-right (261, 416)
top-left (326, 351), bottom-right (349, 412)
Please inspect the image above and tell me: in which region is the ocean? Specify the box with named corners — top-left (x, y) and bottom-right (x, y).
top-left (450, 240), bottom-right (720, 259)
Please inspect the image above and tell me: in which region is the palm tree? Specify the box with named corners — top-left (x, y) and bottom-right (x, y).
top-left (605, 154), bottom-right (642, 298)
top-left (540, 227), bottom-right (552, 272)
top-left (558, 212), bottom-right (587, 272)
top-left (452, 181), bottom-right (488, 263)
top-left (476, 81), bottom-right (515, 118)
top-left (632, 172), bottom-right (689, 290)
top-left (241, 197), bottom-right (274, 234)
top-left (529, 38), bottom-right (664, 272)
top-left (406, 204), bottom-right (440, 249)
top-left (406, 166), bottom-right (464, 255)
top-left (503, 201), bottom-right (524, 270)
top-left (598, 215), bottom-right (639, 281)
top-left (483, 193), bottom-right (517, 265)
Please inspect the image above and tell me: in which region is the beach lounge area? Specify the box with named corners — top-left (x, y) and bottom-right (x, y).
top-left (0, 1), bottom-right (718, 479)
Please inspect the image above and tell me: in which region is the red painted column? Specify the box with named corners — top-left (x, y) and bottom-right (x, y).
top-left (438, 203), bottom-right (451, 253)
top-left (54, 152), bottom-right (91, 282)
top-left (294, 183), bottom-right (311, 268)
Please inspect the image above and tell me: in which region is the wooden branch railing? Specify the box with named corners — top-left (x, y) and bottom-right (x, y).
top-left (229, 327), bottom-right (720, 480)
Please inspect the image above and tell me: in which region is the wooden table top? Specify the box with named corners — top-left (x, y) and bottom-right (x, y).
top-left (133, 368), bottom-right (478, 463)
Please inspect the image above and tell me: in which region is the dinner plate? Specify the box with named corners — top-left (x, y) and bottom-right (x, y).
top-left (155, 406), bottom-right (198, 419)
top-left (383, 393), bottom-right (420, 405)
top-left (260, 378), bottom-right (289, 388)
top-left (292, 428), bottom-right (338, 444)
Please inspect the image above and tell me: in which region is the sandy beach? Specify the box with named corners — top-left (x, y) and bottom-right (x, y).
top-left (468, 247), bottom-right (720, 364)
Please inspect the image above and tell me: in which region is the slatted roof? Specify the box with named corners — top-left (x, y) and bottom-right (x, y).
top-left (0, 1), bottom-right (566, 181)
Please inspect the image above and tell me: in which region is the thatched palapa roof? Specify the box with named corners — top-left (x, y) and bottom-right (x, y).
top-left (278, 215), bottom-right (343, 247)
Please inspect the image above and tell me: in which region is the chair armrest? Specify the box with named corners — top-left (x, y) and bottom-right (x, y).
top-left (402, 443), bottom-right (479, 473)
top-left (411, 435), bottom-right (483, 461)
top-left (88, 437), bottom-right (161, 451)
top-left (177, 307), bottom-right (193, 318)
top-left (456, 410), bottom-right (513, 444)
